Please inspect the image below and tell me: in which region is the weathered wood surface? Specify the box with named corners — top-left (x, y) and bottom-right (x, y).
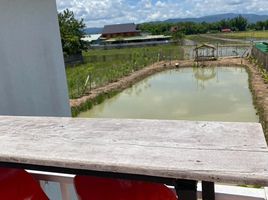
top-left (0, 116), bottom-right (268, 185)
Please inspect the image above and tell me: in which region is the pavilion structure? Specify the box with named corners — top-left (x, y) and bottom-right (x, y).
top-left (194, 44), bottom-right (217, 64)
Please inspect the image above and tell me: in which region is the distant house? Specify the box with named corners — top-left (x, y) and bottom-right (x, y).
top-left (221, 28), bottom-right (232, 33)
top-left (101, 23), bottom-right (141, 39)
top-left (170, 26), bottom-right (179, 33)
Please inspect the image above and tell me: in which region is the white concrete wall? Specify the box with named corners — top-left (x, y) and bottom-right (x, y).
top-left (0, 0), bottom-right (71, 117)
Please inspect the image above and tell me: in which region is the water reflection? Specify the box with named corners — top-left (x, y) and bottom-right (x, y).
top-left (78, 67), bottom-right (258, 123)
top-left (193, 67), bottom-right (217, 90)
top-left (125, 79), bottom-right (151, 96)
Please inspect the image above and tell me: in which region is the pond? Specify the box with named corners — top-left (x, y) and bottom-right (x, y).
top-left (78, 67), bottom-right (258, 123)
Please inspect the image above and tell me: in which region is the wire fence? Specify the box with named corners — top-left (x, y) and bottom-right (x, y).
top-left (184, 45), bottom-right (251, 60)
top-left (252, 46), bottom-right (268, 71)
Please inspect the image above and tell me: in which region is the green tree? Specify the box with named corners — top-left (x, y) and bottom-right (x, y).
top-left (138, 16), bottom-right (266, 36)
top-left (58, 9), bottom-right (86, 56)
top-left (219, 19), bottom-right (230, 29)
top-left (230, 15), bottom-right (248, 31)
top-left (172, 30), bottom-right (184, 43)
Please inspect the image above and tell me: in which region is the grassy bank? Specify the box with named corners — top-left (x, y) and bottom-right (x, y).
top-left (71, 90), bottom-right (120, 117)
top-left (66, 45), bottom-right (183, 99)
top-left (247, 56), bottom-right (268, 141)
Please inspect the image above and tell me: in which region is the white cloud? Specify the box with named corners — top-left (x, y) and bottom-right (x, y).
top-left (155, 1), bottom-right (166, 7)
top-left (140, 0), bottom-right (153, 9)
top-left (56, 0), bottom-right (268, 27)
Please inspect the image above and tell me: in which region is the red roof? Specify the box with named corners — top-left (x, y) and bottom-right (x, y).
top-left (221, 29), bottom-right (231, 32)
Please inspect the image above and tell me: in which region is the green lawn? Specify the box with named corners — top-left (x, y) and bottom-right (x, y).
top-left (186, 35), bottom-right (245, 45)
top-left (66, 45), bottom-right (183, 99)
top-left (213, 31), bottom-right (268, 39)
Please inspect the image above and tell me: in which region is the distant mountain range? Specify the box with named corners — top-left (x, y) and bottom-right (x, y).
top-left (164, 13), bottom-right (268, 24)
top-left (85, 27), bottom-right (103, 34)
top-left (85, 13), bottom-right (268, 34)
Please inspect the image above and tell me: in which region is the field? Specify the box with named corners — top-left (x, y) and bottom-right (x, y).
top-left (212, 31), bottom-right (268, 40)
top-left (186, 31), bottom-right (268, 46)
top-left (66, 45), bottom-right (183, 99)
top-left (186, 35), bottom-right (243, 45)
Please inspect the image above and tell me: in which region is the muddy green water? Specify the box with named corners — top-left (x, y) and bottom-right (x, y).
top-left (78, 67), bottom-right (258, 122)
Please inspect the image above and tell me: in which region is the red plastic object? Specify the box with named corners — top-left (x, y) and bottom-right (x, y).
top-left (74, 176), bottom-right (177, 200)
top-left (0, 168), bottom-right (48, 200)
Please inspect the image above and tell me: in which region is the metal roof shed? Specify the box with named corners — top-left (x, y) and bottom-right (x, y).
top-left (255, 43), bottom-right (268, 53)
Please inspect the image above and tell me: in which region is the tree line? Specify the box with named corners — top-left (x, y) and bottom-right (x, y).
top-left (138, 15), bottom-right (268, 37)
top-left (58, 10), bottom-right (268, 56)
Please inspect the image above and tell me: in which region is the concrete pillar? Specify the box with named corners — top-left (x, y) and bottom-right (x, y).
top-left (0, 0), bottom-right (71, 117)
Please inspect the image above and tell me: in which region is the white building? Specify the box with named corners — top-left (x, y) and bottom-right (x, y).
top-left (82, 34), bottom-right (102, 43)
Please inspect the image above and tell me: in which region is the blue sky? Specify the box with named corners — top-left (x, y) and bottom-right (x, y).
top-left (56, 0), bottom-right (268, 27)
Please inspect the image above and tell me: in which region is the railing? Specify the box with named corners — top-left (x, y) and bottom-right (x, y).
top-left (28, 170), bottom-right (268, 200)
top-left (2, 116), bottom-right (267, 200)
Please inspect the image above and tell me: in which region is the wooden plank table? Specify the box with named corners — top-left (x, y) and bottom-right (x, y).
top-left (0, 116), bottom-right (268, 200)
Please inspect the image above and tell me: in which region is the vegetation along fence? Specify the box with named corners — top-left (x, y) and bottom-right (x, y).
top-left (66, 45), bottom-right (183, 99)
top-left (64, 53), bottom-right (84, 67)
top-left (252, 46), bottom-right (268, 71)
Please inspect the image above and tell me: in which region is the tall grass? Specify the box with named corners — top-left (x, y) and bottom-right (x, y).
top-left (66, 45), bottom-right (183, 99)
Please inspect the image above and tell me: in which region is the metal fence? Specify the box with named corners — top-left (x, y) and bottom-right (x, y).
top-left (252, 46), bottom-right (268, 71)
top-left (64, 53), bottom-right (84, 67)
top-left (184, 45), bottom-right (250, 60)
top-left (88, 41), bottom-right (177, 50)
